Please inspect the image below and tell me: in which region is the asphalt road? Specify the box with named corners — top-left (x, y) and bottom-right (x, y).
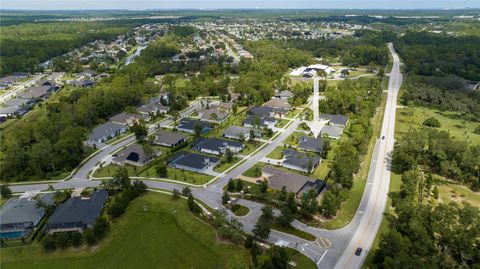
top-left (7, 43), bottom-right (403, 269)
top-left (0, 74), bottom-right (45, 103)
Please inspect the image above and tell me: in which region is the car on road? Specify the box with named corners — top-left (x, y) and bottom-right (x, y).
top-left (381, 136), bottom-right (385, 140)
top-left (355, 247), bottom-right (363, 256)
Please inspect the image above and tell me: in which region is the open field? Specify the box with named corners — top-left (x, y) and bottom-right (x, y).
top-left (396, 106), bottom-right (480, 145)
top-left (0, 193), bottom-right (251, 269)
top-left (93, 163), bottom-right (213, 185)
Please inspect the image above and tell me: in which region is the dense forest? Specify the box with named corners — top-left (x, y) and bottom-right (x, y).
top-left (397, 31), bottom-right (480, 81)
top-left (0, 35), bottom-right (181, 181)
top-left (288, 30), bottom-right (393, 66)
top-left (373, 169), bottom-right (480, 268)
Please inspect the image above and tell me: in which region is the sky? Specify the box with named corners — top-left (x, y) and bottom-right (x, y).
top-left (1, 0), bottom-right (479, 10)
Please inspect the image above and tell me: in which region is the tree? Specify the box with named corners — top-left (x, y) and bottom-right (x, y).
top-left (224, 148), bottom-right (234, 163)
top-left (155, 162), bottom-right (168, 177)
top-left (259, 179), bottom-right (268, 193)
top-left (245, 234), bottom-right (254, 249)
top-left (182, 186), bottom-right (191, 196)
top-left (113, 167), bottom-right (131, 189)
top-left (132, 180), bottom-right (147, 193)
top-left (84, 228), bottom-right (97, 245)
top-left (377, 68), bottom-right (385, 78)
top-left (187, 193), bottom-right (201, 214)
top-left (130, 121), bottom-right (148, 141)
top-left (172, 189), bottom-right (180, 200)
top-left (227, 179), bottom-right (235, 192)
top-left (235, 179), bottom-right (243, 192)
top-left (222, 190), bottom-right (230, 205)
top-left (253, 206), bottom-right (274, 239)
top-left (277, 204), bottom-right (294, 227)
top-left (194, 124), bottom-right (204, 138)
top-left (422, 117), bottom-right (441, 128)
top-left (0, 185), bottom-right (12, 199)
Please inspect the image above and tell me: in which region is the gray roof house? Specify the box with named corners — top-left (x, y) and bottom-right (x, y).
top-left (0, 106), bottom-right (30, 118)
top-left (248, 106), bottom-right (274, 117)
top-left (243, 115), bottom-right (276, 129)
top-left (282, 149), bottom-right (321, 173)
top-left (168, 151), bottom-right (220, 174)
top-left (261, 166), bottom-right (326, 198)
top-left (320, 125), bottom-right (344, 139)
top-left (3, 97), bottom-right (34, 107)
top-left (298, 136), bottom-right (325, 153)
top-left (18, 86), bottom-right (51, 99)
top-left (192, 138), bottom-right (244, 155)
top-left (275, 90), bottom-right (293, 100)
top-left (198, 109), bottom-right (228, 123)
top-left (177, 119), bottom-right (213, 134)
top-left (89, 122), bottom-right (127, 143)
top-left (1, 194), bottom-right (54, 239)
top-left (46, 190), bottom-right (108, 234)
top-left (319, 114), bottom-right (349, 127)
top-left (263, 98), bottom-right (291, 110)
top-left (112, 143), bottom-right (161, 167)
top-left (223, 126), bottom-right (262, 140)
top-left (137, 103), bottom-right (170, 116)
top-left (154, 130), bottom-right (188, 147)
top-left (110, 112), bottom-right (151, 126)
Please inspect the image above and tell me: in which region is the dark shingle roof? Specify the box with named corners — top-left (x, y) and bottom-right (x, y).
top-left (283, 149), bottom-right (321, 169)
top-left (248, 106), bottom-right (274, 117)
top-left (47, 190), bottom-right (108, 227)
top-left (154, 130), bottom-right (188, 145)
top-left (319, 114), bottom-right (349, 126)
top-left (298, 136), bottom-right (324, 153)
top-left (178, 119), bottom-right (212, 131)
top-left (169, 151), bottom-right (219, 170)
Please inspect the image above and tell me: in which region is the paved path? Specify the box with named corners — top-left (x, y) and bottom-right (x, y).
top-left (7, 43), bottom-right (403, 269)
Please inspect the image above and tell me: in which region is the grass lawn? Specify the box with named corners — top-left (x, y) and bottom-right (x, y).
top-left (275, 119), bottom-right (290, 128)
top-left (272, 224), bottom-right (316, 241)
top-left (435, 179), bottom-right (480, 208)
top-left (396, 106), bottom-right (480, 145)
top-left (288, 249), bottom-right (317, 269)
top-left (242, 141), bottom-right (263, 155)
top-left (214, 157), bottom-right (241, 173)
top-left (93, 164), bottom-right (213, 185)
top-left (1, 193), bottom-right (251, 269)
top-left (230, 204), bottom-right (250, 216)
top-left (242, 163), bottom-right (267, 178)
top-left (105, 132), bottom-right (132, 145)
top-left (266, 146), bottom-right (284, 159)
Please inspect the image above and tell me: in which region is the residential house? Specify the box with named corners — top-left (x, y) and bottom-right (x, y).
top-left (177, 119), bottom-right (213, 134)
top-left (46, 190), bottom-right (108, 234)
top-left (168, 151), bottom-right (220, 174)
top-left (71, 79), bottom-right (96, 87)
top-left (112, 143), bottom-right (161, 167)
top-left (110, 112), bottom-right (150, 126)
top-left (192, 138), bottom-right (244, 155)
top-left (261, 166), bottom-right (326, 198)
top-left (263, 98), bottom-right (291, 110)
top-left (282, 149), bottom-right (321, 173)
top-left (137, 103), bottom-right (170, 116)
top-left (298, 136), bottom-right (325, 153)
top-left (243, 115), bottom-right (276, 129)
top-left (0, 194), bottom-right (54, 239)
top-left (198, 109), bottom-right (228, 123)
top-left (319, 114), bottom-right (349, 127)
top-left (89, 122), bottom-right (127, 143)
top-left (2, 97), bottom-right (34, 107)
top-left (274, 90), bottom-right (293, 101)
top-left (154, 130), bottom-right (188, 147)
top-left (18, 86), bottom-right (51, 99)
top-left (248, 106), bottom-right (274, 118)
top-left (0, 106), bottom-right (30, 119)
top-left (320, 125), bottom-right (344, 139)
top-left (223, 126), bottom-right (262, 140)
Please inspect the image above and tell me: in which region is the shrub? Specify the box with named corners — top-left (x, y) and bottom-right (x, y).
top-left (422, 117), bottom-right (441, 128)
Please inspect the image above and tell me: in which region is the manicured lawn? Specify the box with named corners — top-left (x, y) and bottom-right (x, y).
top-left (242, 163), bottom-right (267, 178)
top-left (266, 146), bottom-right (284, 159)
top-left (1, 193), bottom-right (251, 269)
top-left (275, 119), bottom-right (290, 128)
top-left (242, 141), bottom-right (263, 155)
top-left (93, 164), bottom-right (213, 185)
top-left (230, 204), bottom-right (250, 216)
top-left (272, 224), bottom-right (316, 241)
top-left (214, 157), bottom-right (241, 173)
top-left (396, 106), bottom-right (480, 145)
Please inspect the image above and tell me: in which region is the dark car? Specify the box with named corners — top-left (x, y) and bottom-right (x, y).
top-left (355, 247), bottom-right (363, 256)
top-left (381, 136), bottom-right (385, 140)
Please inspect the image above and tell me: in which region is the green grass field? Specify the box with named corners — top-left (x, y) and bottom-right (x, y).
top-left (266, 146), bottom-right (284, 159)
top-left (93, 164), bottom-right (213, 185)
top-left (396, 106), bottom-right (480, 145)
top-left (1, 193), bottom-right (251, 269)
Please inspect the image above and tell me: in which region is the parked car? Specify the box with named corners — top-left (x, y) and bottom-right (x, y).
top-left (355, 247), bottom-right (363, 256)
